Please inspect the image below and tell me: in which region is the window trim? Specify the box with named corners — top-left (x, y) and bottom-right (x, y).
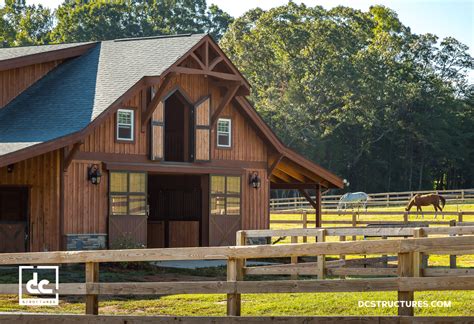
top-left (210, 175), bottom-right (241, 217)
top-left (116, 108), bottom-right (135, 142)
top-left (216, 118), bottom-right (232, 148)
top-left (109, 171), bottom-right (147, 216)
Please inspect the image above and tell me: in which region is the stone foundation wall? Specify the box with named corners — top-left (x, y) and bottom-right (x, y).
top-left (65, 234), bottom-right (107, 251)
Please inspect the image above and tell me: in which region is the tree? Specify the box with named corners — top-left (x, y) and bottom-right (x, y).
top-left (0, 0), bottom-right (52, 47)
top-left (52, 0), bottom-right (233, 43)
top-left (220, 3), bottom-right (474, 191)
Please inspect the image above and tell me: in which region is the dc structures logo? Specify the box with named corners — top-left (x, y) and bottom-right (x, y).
top-left (19, 266), bottom-right (59, 305)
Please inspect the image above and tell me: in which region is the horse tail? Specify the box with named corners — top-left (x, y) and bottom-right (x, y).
top-left (439, 195), bottom-right (446, 208)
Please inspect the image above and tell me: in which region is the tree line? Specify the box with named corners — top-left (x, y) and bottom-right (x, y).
top-left (1, 1), bottom-right (473, 192)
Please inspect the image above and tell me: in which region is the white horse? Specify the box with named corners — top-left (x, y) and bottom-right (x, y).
top-left (338, 192), bottom-right (370, 211)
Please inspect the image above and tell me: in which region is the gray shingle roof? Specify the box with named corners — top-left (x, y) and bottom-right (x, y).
top-left (0, 42), bottom-right (94, 61)
top-left (0, 34), bottom-right (205, 156)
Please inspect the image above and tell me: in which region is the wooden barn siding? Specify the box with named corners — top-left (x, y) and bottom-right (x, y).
top-left (0, 61), bottom-right (62, 108)
top-left (81, 90), bottom-right (147, 155)
top-left (0, 150), bottom-right (61, 251)
top-left (82, 74), bottom-right (267, 163)
top-left (242, 169), bottom-right (269, 230)
top-left (77, 74), bottom-right (271, 240)
top-left (63, 159), bottom-right (108, 235)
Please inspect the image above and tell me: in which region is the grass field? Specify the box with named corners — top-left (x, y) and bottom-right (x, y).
top-left (0, 204), bottom-right (472, 317)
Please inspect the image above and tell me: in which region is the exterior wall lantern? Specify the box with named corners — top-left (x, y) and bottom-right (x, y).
top-left (88, 164), bottom-right (102, 185)
top-left (249, 172), bottom-right (261, 189)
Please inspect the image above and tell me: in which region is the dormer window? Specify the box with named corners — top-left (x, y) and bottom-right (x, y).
top-left (117, 109), bottom-right (134, 142)
top-left (217, 118), bottom-right (231, 148)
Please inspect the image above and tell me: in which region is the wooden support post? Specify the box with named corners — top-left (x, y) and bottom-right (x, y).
top-left (339, 235), bottom-right (346, 279)
top-left (227, 257), bottom-right (242, 316)
top-left (458, 212), bottom-right (463, 223)
top-left (397, 252), bottom-right (414, 316)
top-left (235, 231), bottom-right (246, 268)
top-left (317, 229), bottom-right (326, 279)
top-left (403, 212), bottom-right (409, 224)
top-left (315, 185), bottom-right (322, 228)
top-left (412, 228), bottom-right (425, 277)
top-left (449, 220), bottom-right (457, 269)
top-left (352, 213), bottom-right (357, 241)
top-left (291, 236), bottom-right (298, 280)
top-left (381, 236), bottom-right (388, 268)
top-left (302, 211), bottom-right (308, 243)
top-left (85, 262), bottom-right (99, 315)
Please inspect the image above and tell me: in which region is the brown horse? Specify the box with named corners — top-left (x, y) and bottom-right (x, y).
top-left (405, 193), bottom-right (446, 218)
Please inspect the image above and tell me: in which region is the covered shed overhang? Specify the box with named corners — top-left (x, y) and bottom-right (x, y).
top-left (267, 152), bottom-right (344, 228)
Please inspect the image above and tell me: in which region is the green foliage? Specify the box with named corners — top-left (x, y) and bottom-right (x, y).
top-left (51, 0), bottom-right (233, 42)
top-left (0, 0), bottom-right (53, 47)
top-left (220, 3), bottom-right (474, 192)
top-left (0, 0), bottom-right (232, 47)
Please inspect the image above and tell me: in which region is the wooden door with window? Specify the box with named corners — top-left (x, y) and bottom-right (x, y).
top-left (209, 175), bottom-right (241, 246)
top-left (0, 187), bottom-right (28, 253)
top-left (108, 172), bottom-right (148, 248)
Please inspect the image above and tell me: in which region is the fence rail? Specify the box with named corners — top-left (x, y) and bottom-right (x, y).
top-left (270, 188), bottom-right (474, 210)
top-left (0, 234), bottom-right (473, 317)
top-left (239, 225), bottom-right (474, 278)
top-left (270, 210), bottom-right (474, 230)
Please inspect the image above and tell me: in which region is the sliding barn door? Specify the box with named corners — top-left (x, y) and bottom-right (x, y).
top-left (150, 101), bottom-right (164, 161)
top-left (194, 97), bottom-right (211, 162)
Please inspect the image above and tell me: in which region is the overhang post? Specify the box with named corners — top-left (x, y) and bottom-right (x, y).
top-left (315, 184), bottom-right (322, 228)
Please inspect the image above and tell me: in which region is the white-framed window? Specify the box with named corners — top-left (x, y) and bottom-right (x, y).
top-left (217, 118), bottom-right (231, 148)
top-left (117, 109), bottom-right (134, 141)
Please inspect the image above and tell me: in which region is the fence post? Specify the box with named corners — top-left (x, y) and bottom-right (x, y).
top-left (339, 235), bottom-right (346, 279)
top-left (352, 213), bottom-right (357, 241)
top-left (381, 236), bottom-right (388, 268)
top-left (227, 257), bottom-right (242, 316)
top-left (236, 231), bottom-right (246, 268)
top-left (449, 220), bottom-right (457, 269)
top-left (85, 262), bottom-right (99, 315)
top-left (403, 211), bottom-right (409, 224)
top-left (397, 252), bottom-right (414, 316)
top-left (413, 228), bottom-right (425, 277)
top-left (458, 212), bottom-right (463, 224)
top-left (302, 211), bottom-right (308, 243)
top-left (317, 229), bottom-right (326, 279)
top-left (386, 193), bottom-right (390, 207)
top-left (291, 236), bottom-right (298, 280)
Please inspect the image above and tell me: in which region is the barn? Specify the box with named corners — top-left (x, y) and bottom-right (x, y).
top-left (0, 34), bottom-right (343, 252)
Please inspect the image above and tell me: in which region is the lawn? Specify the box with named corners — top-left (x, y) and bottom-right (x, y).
top-left (0, 204), bottom-right (472, 317)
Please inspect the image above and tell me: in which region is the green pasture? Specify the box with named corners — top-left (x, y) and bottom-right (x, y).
top-left (0, 204), bottom-right (472, 316)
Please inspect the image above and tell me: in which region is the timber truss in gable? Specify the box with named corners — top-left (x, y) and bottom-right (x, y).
top-left (141, 36), bottom-right (250, 131)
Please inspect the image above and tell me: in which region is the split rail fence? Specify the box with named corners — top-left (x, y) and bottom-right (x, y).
top-left (270, 210), bottom-right (474, 232)
top-left (270, 188), bottom-right (474, 210)
top-left (239, 225), bottom-right (474, 278)
top-left (0, 233), bottom-right (473, 317)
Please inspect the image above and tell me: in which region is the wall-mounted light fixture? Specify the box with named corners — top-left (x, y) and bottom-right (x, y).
top-left (88, 164), bottom-right (102, 185)
top-left (7, 164), bottom-right (14, 173)
top-left (249, 172), bottom-right (261, 189)
top-left (343, 178), bottom-right (350, 187)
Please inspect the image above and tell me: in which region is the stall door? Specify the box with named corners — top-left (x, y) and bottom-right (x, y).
top-left (209, 175), bottom-right (241, 246)
top-left (0, 187), bottom-right (28, 253)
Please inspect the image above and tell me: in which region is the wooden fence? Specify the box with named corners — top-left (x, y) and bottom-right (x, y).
top-left (270, 188), bottom-right (474, 210)
top-left (239, 225), bottom-right (474, 278)
top-left (270, 210), bottom-right (474, 230)
top-left (0, 234), bottom-right (473, 317)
